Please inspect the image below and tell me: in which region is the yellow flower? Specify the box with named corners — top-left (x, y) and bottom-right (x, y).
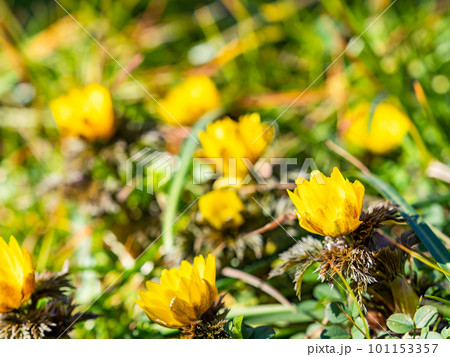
top-left (260, 1), bottom-right (296, 22)
top-left (136, 254), bottom-right (218, 329)
top-left (50, 83), bottom-right (114, 141)
top-left (0, 236), bottom-right (35, 313)
top-left (341, 102), bottom-right (410, 154)
top-left (287, 167), bottom-right (365, 238)
top-left (199, 189), bottom-right (245, 230)
top-left (158, 75), bottom-right (220, 126)
top-left (198, 113), bottom-right (274, 183)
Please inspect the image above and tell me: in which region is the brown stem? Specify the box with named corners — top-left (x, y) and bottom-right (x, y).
top-left (325, 140), bottom-right (370, 175)
top-left (222, 267), bottom-right (297, 313)
top-left (241, 211), bottom-right (297, 239)
top-left (238, 182), bottom-right (296, 195)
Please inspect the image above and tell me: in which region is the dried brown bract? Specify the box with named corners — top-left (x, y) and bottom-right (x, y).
top-left (353, 202), bottom-right (405, 243)
top-left (180, 295), bottom-right (230, 339)
top-left (318, 238), bottom-right (377, 297)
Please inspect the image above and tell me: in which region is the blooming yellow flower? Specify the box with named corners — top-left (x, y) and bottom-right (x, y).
top-left (50, 83), bottom-right (114, 141)
top-left (0, 236), bottom-right (35, 313)
top-left (287, 167), bottom-right (365, 238)
top-left (198, 113), bottom-right (274, 183)
top-left (199, 189), bottom-right (245, 230)
top-left (136, 254), bottom-right (218, 329)
top-left (158, 75), bottom-right (220, 126)
top-left (341, 102), bottom-right (410, 154)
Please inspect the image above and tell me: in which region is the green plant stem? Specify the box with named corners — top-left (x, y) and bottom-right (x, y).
top-left (333, 267), bottom-right (371, 339)
top-left (335, 302), bottom-right (367, 337)
top-left (433, 317), bottom-right (441, 332)
top-left (424, 295), bottom-right (450, 305)
top-left (161, 108), bottom-right (225, 254)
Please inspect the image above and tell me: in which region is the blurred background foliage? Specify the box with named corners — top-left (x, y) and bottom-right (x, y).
top-left (0, 0), bottom-right (449, 338)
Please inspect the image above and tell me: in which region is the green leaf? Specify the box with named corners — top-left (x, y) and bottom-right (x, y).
top-left (386, 313), bottom-right (414, 334)
top-left (302, 262), bottom-right (321, 282)
top-left (229, 300), bottom-right (324, 325)
top-left (228, 316), bottom-right (275, 339)
top-left (231, 315), bottom-right (244, 339)
top-left (321, 326), bottom-right (351, 339)
top-left (351, 317), bottom-right (368, 339)
top-left (361, 173), bottom-right (450, 265)
top-left (295, 261), bottom-right (315, 299)
top-left (351, 302), bottom-right (361, 318)
top-left (313, 284), bottom-right (344, 302)
top-left (306, 323), bottom-right (323, 336)
top-left (326, 302), bottom-right (351, 324)
top-left (420, 331), bottom-right (443, 339)
top-left (441, 327), bottom-right (450, 339)
top-left (36, 297), bottom-right (52, 309)
top-left (414, 305), bottom-right (438, 329)
top-left (251, 326), bottom-right (275, 339)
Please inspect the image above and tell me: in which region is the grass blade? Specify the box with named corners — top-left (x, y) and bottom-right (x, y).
top-left (361, 173), bottom-right (450, 265)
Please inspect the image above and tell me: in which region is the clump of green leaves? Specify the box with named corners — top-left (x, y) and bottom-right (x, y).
top-left (386, 305), bottom-right (448, 339)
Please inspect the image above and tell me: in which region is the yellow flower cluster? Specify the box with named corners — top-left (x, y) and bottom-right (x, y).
top-left (0, 236), bottom-right (35, 313)
top-left (288, 167), bottom-right (365, 238)
top-left (342, 102), bottom-right (410, 154)
top-left (158, 75), bottom-right (220, 126)
top-left (136, 254), bottom-right (218, 329)
top-left (199, 189), bottom-right (244, 230)
top-left (44, 71), bottom-right (412, 338)
top-left (199, 113), bottom-right (274, 183)
top-left (50, 83), bottom-right (115, 141)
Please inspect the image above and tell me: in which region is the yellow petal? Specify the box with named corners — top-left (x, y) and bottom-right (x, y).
top-left (0, 236), bottom-right (35, 313)
top-left (198, 113), bottom-right (271, 181)
top-left (342, 102), bottom-right (410, 154)
top-left (199, 189), bottom-right (245, 230)
top-left (50, 84), bottom-right (114, 141)
top-left (136, 254), bottom-right (219, 330)
top-left (170, 297), bottom-right (198, 325)
top-left (288, 169), bottom-right (365, 237)
top-left (135, 299), bottom-right (182, 328)
top-left (158, 76), bottom-right (220, 126)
